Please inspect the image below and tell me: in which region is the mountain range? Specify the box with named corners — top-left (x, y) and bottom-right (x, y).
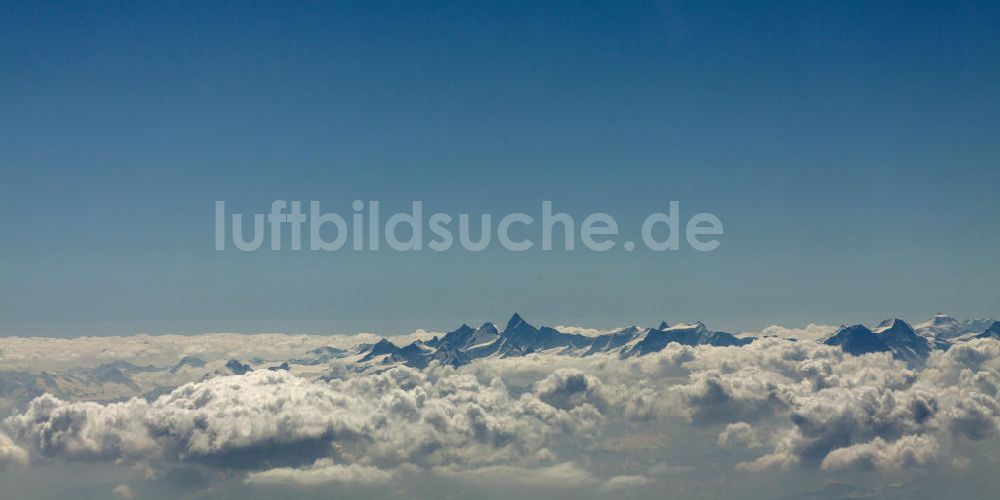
top-left (353, 313), bottom-right (997, 371)
top-left (1, 314), bottom-right (996, 414)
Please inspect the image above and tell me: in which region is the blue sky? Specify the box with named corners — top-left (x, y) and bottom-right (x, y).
top-left (1, 1), bottom-right (998, 336)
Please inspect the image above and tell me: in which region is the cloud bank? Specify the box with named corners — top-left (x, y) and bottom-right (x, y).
top-left (1, 334), bottom-right (999, 497)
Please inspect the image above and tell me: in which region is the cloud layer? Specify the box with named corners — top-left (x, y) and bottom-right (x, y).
top-left (1, 336), bottom-right (999, 496)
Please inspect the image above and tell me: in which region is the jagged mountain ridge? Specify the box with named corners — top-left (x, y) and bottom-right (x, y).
top-left (818, 316), bottom-right (994, 366)
top-left (360, 314), bottom-right (996, 371)
top-left (354, 313), bottom-right (751, 370)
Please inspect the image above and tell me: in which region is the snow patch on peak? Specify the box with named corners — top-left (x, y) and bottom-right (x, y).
top-left (873, 318), bottom-right (911, 334)
top-left (554, 325), bottom-right (624, 337)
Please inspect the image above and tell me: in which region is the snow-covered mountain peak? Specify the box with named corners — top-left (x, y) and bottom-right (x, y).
top-left (873, 318), bottom-right (912, 334)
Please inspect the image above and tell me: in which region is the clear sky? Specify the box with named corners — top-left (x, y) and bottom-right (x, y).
top-left (1, 1), bottom-right (998, 336)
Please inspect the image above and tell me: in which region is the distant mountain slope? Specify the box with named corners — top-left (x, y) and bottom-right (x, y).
top-left (870, 318), bottom-right (933, 365)
top-left (978, 321), bottom-right (1000, 340)
top-left (916, 314), bottom-right (996, 340)
top-left (822, 325), bottom-right (892, 356)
